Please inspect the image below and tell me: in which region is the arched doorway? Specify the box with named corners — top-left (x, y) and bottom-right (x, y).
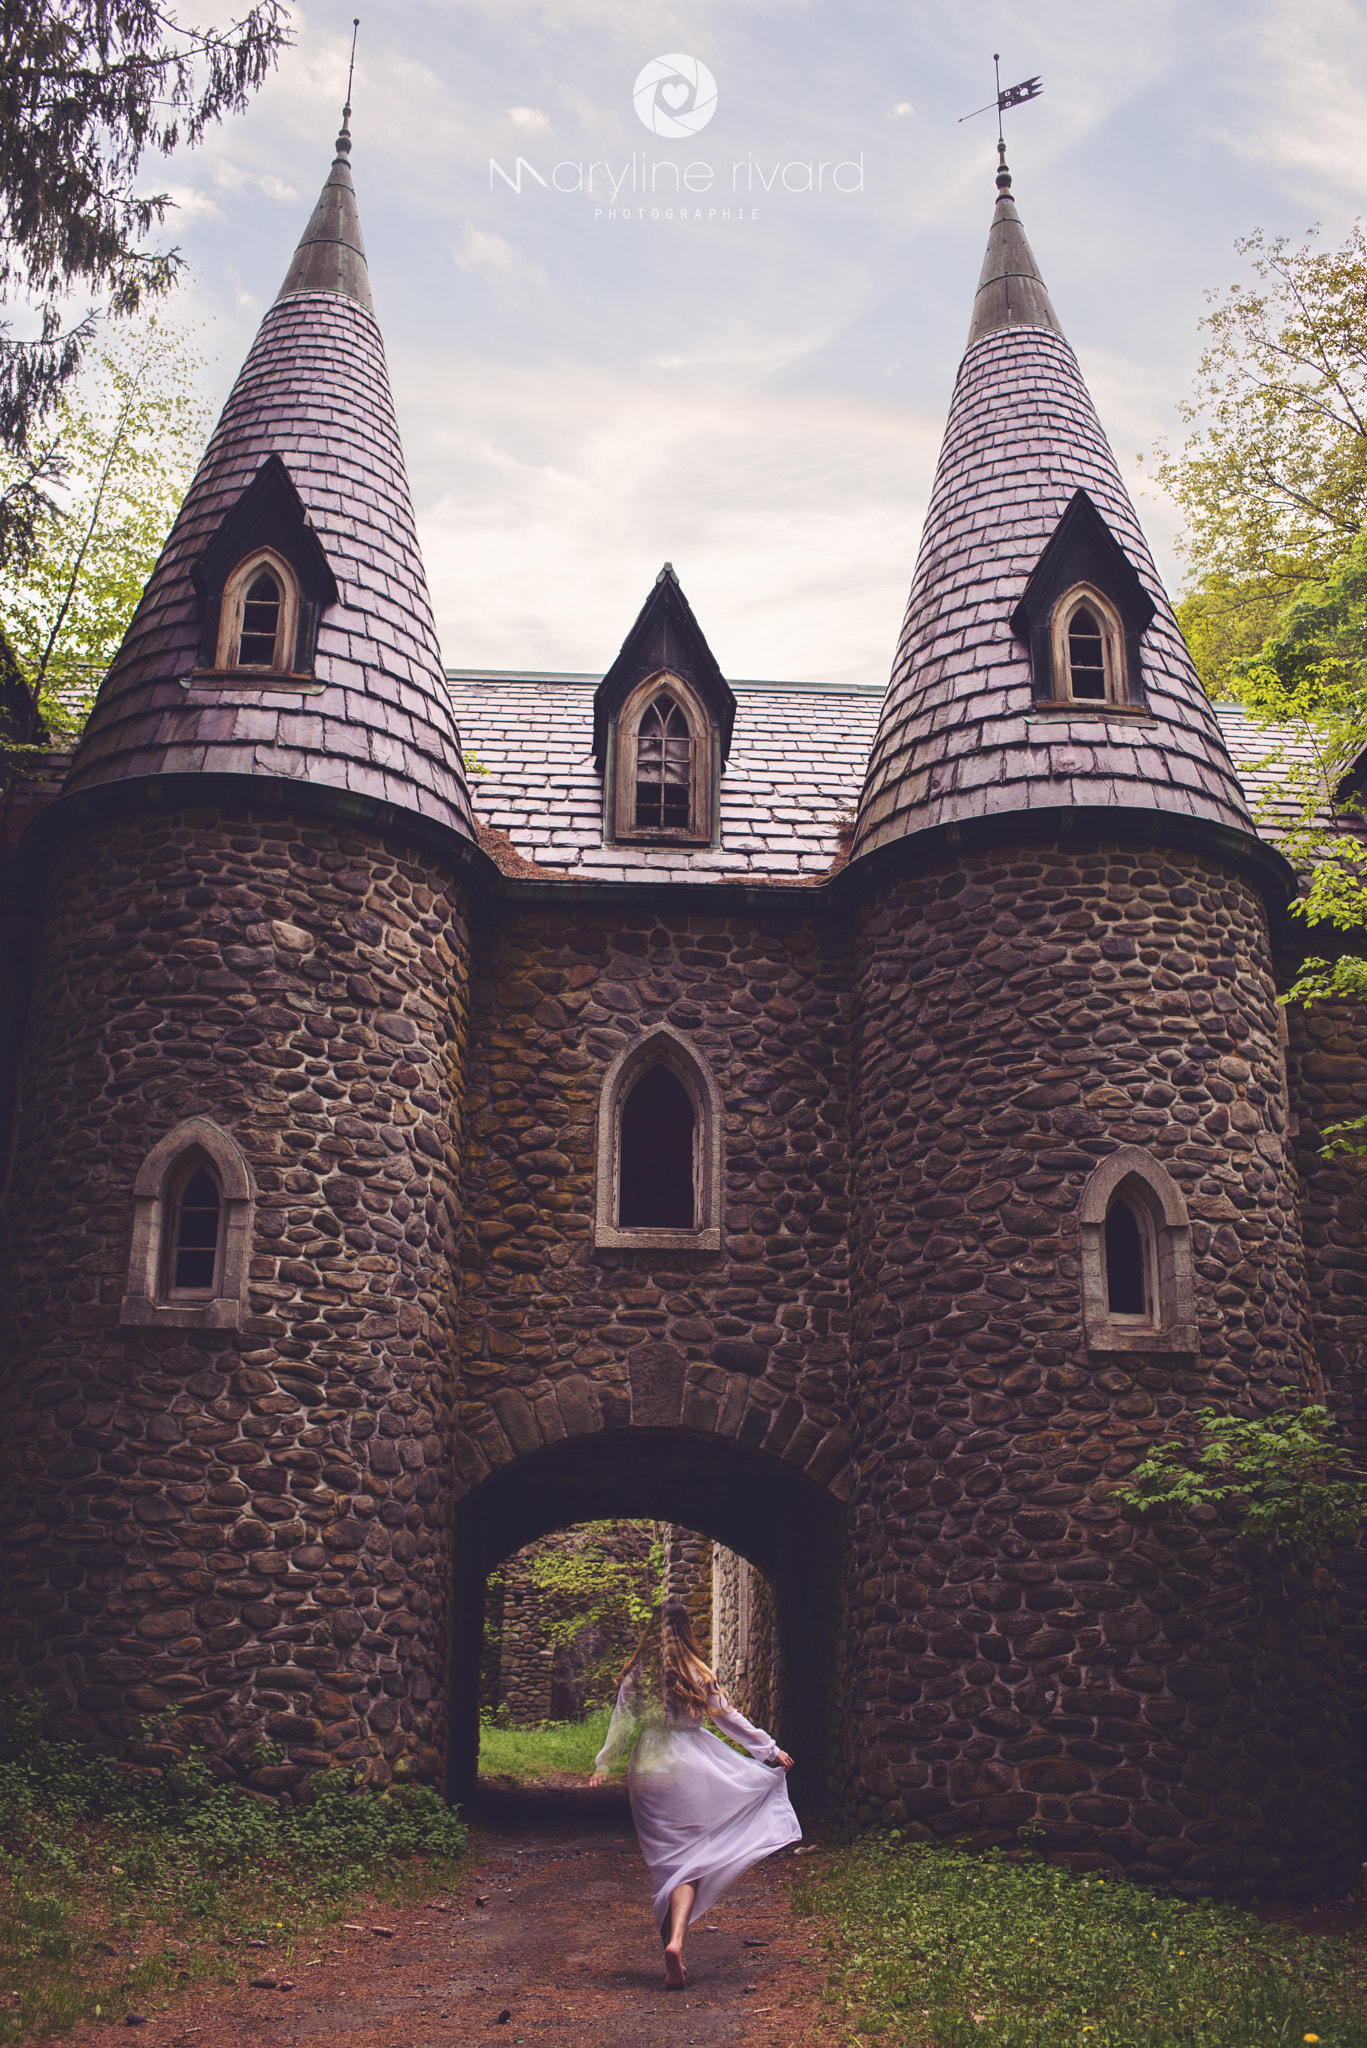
top-left (448, 1429), bottom-right (847, 1807)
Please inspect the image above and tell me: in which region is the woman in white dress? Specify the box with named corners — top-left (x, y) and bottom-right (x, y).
top-left (588, 1598), bottom-right (800, 1989)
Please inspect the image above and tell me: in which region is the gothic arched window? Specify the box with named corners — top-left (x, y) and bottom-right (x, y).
top-left (594, 1027), bottom-right (722, 1251)
top-left (1078, 1147), bottom-right (1196, 1354)
top-left (1052, 585), bottom-right (1126, 706)
top-left (619, 1063), bottom-right (696, 1228)
top-left (121, 1117), bottom-right (255, 1331)
top-left (1103, 1194), bottom-right (1151, 1318)
top-left (215, 548), bottom-right (300, 674)
top-left (168, 1165), bottom-right (223, 1295)
top-left (634, 695), bottom-right (693, 832)
top-left (612, 672), bottom-right (713, 844)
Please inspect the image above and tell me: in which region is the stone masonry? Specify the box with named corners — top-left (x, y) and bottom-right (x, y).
top-left (0, 807), bottom-right (470, 1791)
top-left (1, 115), bottom-right (1364, 1903)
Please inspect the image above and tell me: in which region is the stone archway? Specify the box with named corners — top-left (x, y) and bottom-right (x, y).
top-left (447, 1427), bottom-right (848, 1806)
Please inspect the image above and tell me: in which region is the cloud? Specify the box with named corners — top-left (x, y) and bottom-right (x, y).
top-left (164, 186), bottom-right (225, 222)
top-left (507, 106), bottom-right (551, 132)
top-left (398, 354), bottom-right (938, 684)
top-left (888, 102), bottom-right (914, 119)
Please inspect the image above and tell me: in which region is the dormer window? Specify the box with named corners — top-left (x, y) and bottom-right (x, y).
top-left (238, 570), bottom-right (282, 665)
top-left (1053, 585), bottom-right (1126, 706)
top-left (215, 548), bottom-right (300, 673)
top-left (613, 671), bottom-right (712, 844)
top-left (191, 454), bottom-right (338, 684)
top-left (592, 564), bottom-right (735, 849)
top-left (1010, 488), bottom-right (1155, 711)
top-left (634, 694), bottom-right (692, 831)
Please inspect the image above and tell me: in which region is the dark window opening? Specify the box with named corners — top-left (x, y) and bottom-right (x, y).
top-left (1067, 605), bottom-right (1107, 700)
top-left (634, 694), bottom-right (692, 830)
top-left (1104, 1199), bottom-right (1148, 1316)
top-left (618, 1064), bottom-right (695, 1228)
top-left (237, 570), bottom-right (282, 666)
top-left (172, 1169), bottom-right (221, 1292)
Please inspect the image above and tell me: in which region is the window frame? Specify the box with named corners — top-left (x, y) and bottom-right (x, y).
top-left (593, 1026), bottom-right (722, 1252)
top-left (610, 670), bottom-right (715, 846)
top-left (1050, 583), bottom-right (1128, 707)
top-left (1078, 1146), bottom-right (1196, 1354)
top-left (120, 1117), bottom-right (255, 1331)
top-left (213, 547), bottom-right (301, 675)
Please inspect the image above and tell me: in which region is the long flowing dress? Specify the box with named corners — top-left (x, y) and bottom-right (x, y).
top-left (594, 1672), bottom-right (802, 1931)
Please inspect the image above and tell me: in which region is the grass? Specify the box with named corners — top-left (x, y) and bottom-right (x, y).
top-left (0, 1698), bottom-right (471, 2043)
top-left (477, 1706), bottom-right (614, 1783)
top-left (794, 1833), bottom-right (1367, 2048)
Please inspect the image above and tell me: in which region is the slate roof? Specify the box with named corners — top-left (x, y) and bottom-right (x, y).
top-left (445, 675), bottom-right (1316, 887)
top-left (854, 167), bottom-right (1252, 862)
top-left (448, 672), bottom-right (881, 883)
top-left (61, 129), bottom-right (474, 846)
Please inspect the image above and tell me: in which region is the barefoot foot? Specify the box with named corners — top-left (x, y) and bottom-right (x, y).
top-left (663, 1944), bottom-right (686, 1990)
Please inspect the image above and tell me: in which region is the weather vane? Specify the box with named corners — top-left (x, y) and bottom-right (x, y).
top-left (959, 54), bottom-right (1042, 141)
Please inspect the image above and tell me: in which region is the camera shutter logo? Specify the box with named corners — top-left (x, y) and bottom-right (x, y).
top-left (633, 55), bottom-right (718, 137)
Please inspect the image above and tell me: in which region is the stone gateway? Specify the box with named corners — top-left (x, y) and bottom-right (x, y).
top-left (1, 119), bottom-right (1364, 1900)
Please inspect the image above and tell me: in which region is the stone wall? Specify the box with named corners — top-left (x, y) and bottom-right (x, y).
top-left (846, 840), bottom-right (1357, 1896)
top-left (483, 1519), bottom-right (656, 1725)
top-left (663, 1523), bottom-right (712, 1648)
top-left (712, 1544), bottom-right (780, 1734)
top-left (454, 903), bottom-right (852, 1467)
top-left (0, 804), bottom-right (470, 1791)
top-left (1285, 997), bottom-right (1367, 1830)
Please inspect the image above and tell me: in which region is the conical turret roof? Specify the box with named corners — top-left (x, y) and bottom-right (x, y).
top-left (276, 114), bottom-right (373, 311)
top-left (62, 118), bottom-right (474, 849)
top-left (854, 153), bottom-right (1254, 864)
top-left (967, 143), bottom-right (1064, 345)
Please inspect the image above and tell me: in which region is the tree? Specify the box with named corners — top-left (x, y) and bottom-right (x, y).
top-left (1115, 1401), bottom-right (1367, 1566)
top-left (1159, 223), bottom-right (1367, 698)
top-left (0, 315), bottom-right (211, 753)
top-left (0, 0), bottom-right (289, 566)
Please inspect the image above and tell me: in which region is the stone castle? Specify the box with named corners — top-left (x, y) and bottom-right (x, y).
top-left (2, 112), bottom-right (1365, 1898)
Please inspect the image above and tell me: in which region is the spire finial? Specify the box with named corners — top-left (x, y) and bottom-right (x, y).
top-left (337, 17), bottom-right (359, 155)
top-left (996, 137), bottom-right (1012, 196)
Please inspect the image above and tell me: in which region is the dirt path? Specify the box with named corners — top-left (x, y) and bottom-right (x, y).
top-left (70, 1781), bottom-right (833, 2048)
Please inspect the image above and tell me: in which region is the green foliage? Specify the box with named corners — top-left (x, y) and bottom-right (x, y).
top-left (0, 316), bottom-right (210, 753)
top-left (521, 1522), bottom-right (659, 1710)
top-left (0, 0), bottom-right (287, 566)
top-left (797, 1835), bottom-right (1367, 2046)
top-left (1159, 223), bottom-right (1367, 652)
top-left (0, 1697), bottom-right (469, 2041)
top-left (1113, 1402), bottom-right (1367, 1562)
top-left (478, 1707), bottom-right (613, 1784)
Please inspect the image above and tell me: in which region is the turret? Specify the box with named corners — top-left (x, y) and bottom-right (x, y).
top-left (62, 113), bottom-right (474, 849)
top-left (0, 116), bottom-right (475, 1796)
top-left (855, 143), bottom-right (1254, 865)
top-left (839, 150), bottom-right (1357, 1897)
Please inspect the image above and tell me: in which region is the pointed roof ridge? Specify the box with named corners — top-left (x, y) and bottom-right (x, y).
top-left (593, 566), bottom-right (737, 766)
top-left (966, 141), bottom-right (1064, 348)
top-left (276, 105), bottom-right (374, 313)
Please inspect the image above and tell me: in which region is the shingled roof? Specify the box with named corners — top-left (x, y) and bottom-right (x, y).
top-left (854, 151), bottom-right (1253, 863)
top-left (60, 117), bottom-right (474, 847)
top-left (448, 671), bottom-right (879, 883)
top-left (445, 671), bottom-right (1307, 888)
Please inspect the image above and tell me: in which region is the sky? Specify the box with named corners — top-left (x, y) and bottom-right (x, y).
top-left (150, 0), bottom-right (1367, 685)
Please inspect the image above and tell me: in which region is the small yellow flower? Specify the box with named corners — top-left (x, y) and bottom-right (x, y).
top-left (1305, 2035), bottom-right (1321, 2043)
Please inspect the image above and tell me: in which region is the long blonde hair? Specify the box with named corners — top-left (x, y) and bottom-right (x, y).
top-left (620, 1597), bottom-right (716, 1717)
